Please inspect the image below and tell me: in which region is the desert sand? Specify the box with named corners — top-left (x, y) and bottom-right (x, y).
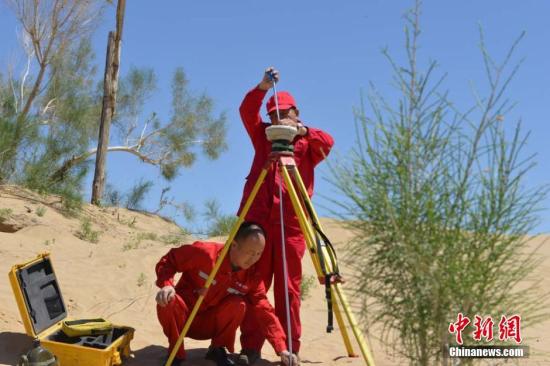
top-left (1, 185), bottom-right (549, 365)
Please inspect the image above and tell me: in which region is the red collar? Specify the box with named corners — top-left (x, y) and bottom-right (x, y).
top-left (217, 244), bottom-right (235, 274)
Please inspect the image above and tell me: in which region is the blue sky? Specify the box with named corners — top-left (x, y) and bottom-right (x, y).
top-left (1, 1), bottom-right (549, 233)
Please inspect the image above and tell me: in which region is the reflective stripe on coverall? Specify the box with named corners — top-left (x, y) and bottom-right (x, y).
top-left (155, 241), bottom-right (287, 359)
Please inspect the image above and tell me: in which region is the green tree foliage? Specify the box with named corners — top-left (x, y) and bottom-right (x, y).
top-left (103, 183), bottom-right (123, 207)
top-left (112, 66), bottom-right (227, 180)
top-left (125, 179), bottom-right (154, 210)
top-left (328, 3), bottom-right (548, 365)
top-left (103, 179), bottom-right (154, 210)
top-left (0, 73), bottom-right (19, 172)
top-left (51, 66), bottom-right (228, 183)
top-left (48, 68), bottom-right (227, 180)
top-left (2, 1), bottom-right (227, 216)
top-left (0, 0), bottom-right (103, 184)
top-left (20, 39), bottom-right (100, 197)
top-left (203, 199), bottom-right (237, 237)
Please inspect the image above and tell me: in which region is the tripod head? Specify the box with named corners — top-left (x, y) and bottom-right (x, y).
top-left (266, 125), bottom-right (298, 153)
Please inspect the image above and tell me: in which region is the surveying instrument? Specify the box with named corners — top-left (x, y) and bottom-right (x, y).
top-left (165, 76), bottom-right (376, 366)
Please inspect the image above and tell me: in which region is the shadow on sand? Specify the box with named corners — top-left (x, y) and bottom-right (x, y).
top-left (0, 333), bottom-right (279, 366)
top-left (0, 332), bottom-right (34, 365)
top-left (127, 345), bottom-right (279, 366)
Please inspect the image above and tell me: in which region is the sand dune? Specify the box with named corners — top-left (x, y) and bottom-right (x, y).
top-left (1, 186), bottom-right (548, 365)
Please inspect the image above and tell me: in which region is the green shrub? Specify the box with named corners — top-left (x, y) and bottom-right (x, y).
top-left (75, 218), bottom-right (101, 243)
top-left (203, 199), bottom-right (237, 237)
top-left (0, 208), bottom-right (12, 221)
top-left (36, 206), bottom-right (47, 217)
top-left (328, 3), bottom-right (548, 364)
top-left (137, 273), bottom-right (146, 287)
top-left (300, 275), bottom-right (316, 301)
top-left (159, 231), bottom-right (188, 245)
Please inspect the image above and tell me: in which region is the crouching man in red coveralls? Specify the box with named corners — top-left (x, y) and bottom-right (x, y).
top-left (155, 222), bottom-right (298, 366)
top-left (237, 67), bottom-right (334, 365)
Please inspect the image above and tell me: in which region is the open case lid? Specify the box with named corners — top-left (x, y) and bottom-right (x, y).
top-left (8, 253), bottom-right (67, 338)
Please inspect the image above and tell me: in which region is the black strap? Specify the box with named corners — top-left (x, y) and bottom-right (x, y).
top-left (315, 232), bottom-right (333, 333)
top-left (295, 179), bottom-right (340, 275)
top-left (315, 225), bottom-right (339, 273)
top-left (325, 274), bottom-right (334, 333)
top-left (293, 172), bottom-right (341, 333)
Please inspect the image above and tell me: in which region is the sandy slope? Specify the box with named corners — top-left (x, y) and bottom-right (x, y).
top-left (0, 186), bottom-right (548, 365)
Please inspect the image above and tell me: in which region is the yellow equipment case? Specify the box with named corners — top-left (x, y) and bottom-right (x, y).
top-left (8, 253), bottom-right (135, 366)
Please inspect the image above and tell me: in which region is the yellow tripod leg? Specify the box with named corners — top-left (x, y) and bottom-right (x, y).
top-left (331, 294), bottom-right (358, 357)
top-left (278, 164), bottom-right (322, 275)
top-left (289, 168), bottom-right (339, 270)
top-left (165, 168), bottom-right (269, 366)
top-left (279, 163), bottom-right (356, 358)
top-left (332, 284), bottom-right (376, 366)
top-left (289, 166), bottom-right (377, 366)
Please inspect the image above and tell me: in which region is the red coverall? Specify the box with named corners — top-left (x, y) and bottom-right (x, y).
top-left (238, 87), bottom-right (334, 353)
top-left (155, 241), bottom-right (287, 359)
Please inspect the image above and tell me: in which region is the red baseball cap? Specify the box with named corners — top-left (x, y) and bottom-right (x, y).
top-left (266, 91), bottom-right (297, 114)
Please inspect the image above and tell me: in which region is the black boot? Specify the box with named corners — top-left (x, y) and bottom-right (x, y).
top-left (236, 349), bottom-right (261, 365)
top-left (205, 346), bottom-right (235, 366)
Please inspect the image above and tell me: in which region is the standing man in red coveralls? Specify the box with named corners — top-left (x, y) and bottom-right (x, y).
top-left (155, 222), bottom-right (298, 366)
top-left (237, 67), bottom-right (334, 365)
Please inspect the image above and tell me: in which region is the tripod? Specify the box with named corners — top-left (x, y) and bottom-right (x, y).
top-left (165, 145), bottom-right (376, 366)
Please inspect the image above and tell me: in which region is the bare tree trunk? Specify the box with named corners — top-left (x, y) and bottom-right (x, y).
top-left (91, 0), bottom-right (126, 205)
top-left (91, 31), bottom-right (115, 205)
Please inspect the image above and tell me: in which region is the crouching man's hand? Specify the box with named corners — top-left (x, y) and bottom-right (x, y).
top-left (280, 350), bottom-right (300, 366)
top-left (156, 285), bottom-right (176, 307)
